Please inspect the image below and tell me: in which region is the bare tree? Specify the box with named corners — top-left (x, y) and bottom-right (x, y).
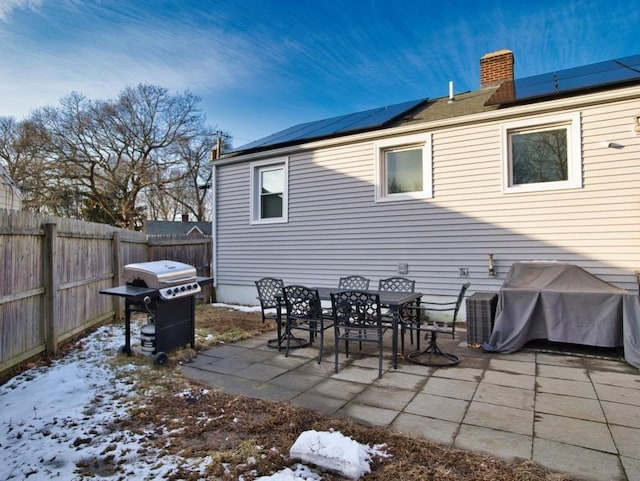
top-left (173, 129), bottom-right (227, 221)
top-left (171, 128), bottom-right (216, 222)
top-left (0, 116), bottom-right (67, 214)
top-left (31, 84), bottom-right (206, 229)
top-left (142, 129), bottom-right (230, 222)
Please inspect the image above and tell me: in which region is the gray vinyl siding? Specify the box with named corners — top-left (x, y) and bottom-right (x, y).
top-left (215, 93), bottom-right (640, 302)
top-left (0, 166), bottom-right (22, 211)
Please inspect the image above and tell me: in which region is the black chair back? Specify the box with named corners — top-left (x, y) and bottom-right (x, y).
top-left (338, 275), bottom-right (370, 290)
top-left (378, 277), bottom-right (415, 293)
top-left (332, 290), bottom-right (381, 327)
top-left (283, 285), bottom-right (322, 319)
top-left (255, 277), bottom-right (284, 323)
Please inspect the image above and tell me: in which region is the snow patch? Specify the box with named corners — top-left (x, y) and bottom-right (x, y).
top-left (289, 430), bottom-right (388, 480)
top-left (256, 463), bottom-right (323, 481)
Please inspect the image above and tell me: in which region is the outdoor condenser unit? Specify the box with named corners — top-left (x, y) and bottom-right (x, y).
top-left (466, 292), bottom-right (498, 347)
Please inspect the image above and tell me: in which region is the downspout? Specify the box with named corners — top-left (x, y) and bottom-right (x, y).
top-left (210, 136), bottom-right (223, 291)
top-left (211, 164), bottom-right (218, 289)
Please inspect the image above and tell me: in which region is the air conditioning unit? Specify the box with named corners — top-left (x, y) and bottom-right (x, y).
top-left (466, 292), bottom-right (498, 347)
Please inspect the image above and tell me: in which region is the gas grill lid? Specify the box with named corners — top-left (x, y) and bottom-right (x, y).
top-left (124, 260), bottom-right (197, 289)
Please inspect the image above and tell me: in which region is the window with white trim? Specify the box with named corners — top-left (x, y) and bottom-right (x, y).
top-left (502, 113), bottom-right (582, 193)
top-left (250, 158), bottom-right (288, 224)
top-left (375, 133), bottom-right (432, 202)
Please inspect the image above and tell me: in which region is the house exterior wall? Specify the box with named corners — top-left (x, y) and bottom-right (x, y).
top-left (0, 166), bottom-right (22, 211)
top-left (214, 88), bottom-right (640, 306)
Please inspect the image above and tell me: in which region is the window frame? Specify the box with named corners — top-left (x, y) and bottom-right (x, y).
top-left (249, 157), bottom-right (288, 224)
top-left (374, 133), bottom-right (432, 202)
top-left (501, 112), bottom-right (582, 194)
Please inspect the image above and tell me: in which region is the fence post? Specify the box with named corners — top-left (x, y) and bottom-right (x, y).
top-left (44, 222), bottom-right (58, 356)
top-left (113, 231), bottom-right (122, 324)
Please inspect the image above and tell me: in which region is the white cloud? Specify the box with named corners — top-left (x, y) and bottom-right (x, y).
top-left (1, 0), bottom-right (433, 120)
top-left (0, 0), bottom-right (43, 22)
top-left (0, 2), bottom-right (273, 119)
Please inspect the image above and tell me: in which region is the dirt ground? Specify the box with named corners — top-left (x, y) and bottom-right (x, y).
top-left (8, 305), bottom-right (580, 480)
top-left (111, 304), bottom-right (578, 481)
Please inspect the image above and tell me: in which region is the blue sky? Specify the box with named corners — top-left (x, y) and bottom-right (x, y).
top-left (0, 0), bottom-right (638, 149)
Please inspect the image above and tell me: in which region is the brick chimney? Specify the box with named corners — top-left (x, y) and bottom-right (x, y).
top-left (480, 49), bottom-right (514, 88)
top-left (181, 213), bottom-right (189, 222)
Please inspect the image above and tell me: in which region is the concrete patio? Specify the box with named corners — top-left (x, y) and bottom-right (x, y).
top-left (181, 329), bottom-right (640, 481)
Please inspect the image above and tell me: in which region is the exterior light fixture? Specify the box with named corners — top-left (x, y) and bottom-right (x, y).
top-left (488, 253), bottom-right (496, 277)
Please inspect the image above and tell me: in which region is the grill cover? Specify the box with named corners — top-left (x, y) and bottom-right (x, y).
top-left (483, 262), bottom-right (640, 368)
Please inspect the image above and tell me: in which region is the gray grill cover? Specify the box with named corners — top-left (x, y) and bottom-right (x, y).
top-left (483, 262), bottom-right (640, 368)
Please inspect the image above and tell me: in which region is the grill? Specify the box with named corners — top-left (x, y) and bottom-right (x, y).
top-left (100, 260), bottom-right (212, 364)
top-left (124, 260), bottom-right (202, 300)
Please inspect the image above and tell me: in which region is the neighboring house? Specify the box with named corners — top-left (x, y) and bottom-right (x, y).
top-left (145, 216), bottom-right (212, 237)
top-left (211, 49), bottom-right (640, 305)
top-left (0, 164), bottom-right (22, 211)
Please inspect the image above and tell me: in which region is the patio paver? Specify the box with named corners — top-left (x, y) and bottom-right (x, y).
top-left (535, 392), bottom-right (606, 422)
top-left (454, 424), bottom-right (532, 460)
top-left (533, 438), bottom-right (625, 481)
top-left (391, 412), bottom-right (458, 445)
top-left (473, 382), bottom-right (535, 410)
top-left (404, 392), bottom-right (469, 423)
top-left (534, 413), bottom-right (617, 453)
top-left (463, 401), bottom-right (533, 436)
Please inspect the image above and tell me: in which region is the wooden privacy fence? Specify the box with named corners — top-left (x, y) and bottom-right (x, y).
top-left (0, 209), bottom-right (213, 377)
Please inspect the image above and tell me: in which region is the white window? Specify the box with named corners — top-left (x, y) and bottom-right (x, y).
top-left (501, 113), bottom-right (582, 193)
top-left (250, 158), bottom-right (288, 224)
top-left (374, 133), bottom-right (432, 202)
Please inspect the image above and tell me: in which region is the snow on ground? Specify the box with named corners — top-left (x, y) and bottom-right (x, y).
top-left (0, 306), bottom-right (387, 481)
top-left (0, 323), bottom-right (191, 480)
top-left (212, 302), bottom-right (264, 313)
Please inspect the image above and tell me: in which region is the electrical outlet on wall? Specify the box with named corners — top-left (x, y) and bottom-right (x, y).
top-left (459, 267), bottom-right (469, 277)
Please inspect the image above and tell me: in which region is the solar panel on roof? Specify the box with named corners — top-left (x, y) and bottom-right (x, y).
top-left (233, 97), bottom-right (427, 153)
top-left (509, 54), bottom-right (640, 103)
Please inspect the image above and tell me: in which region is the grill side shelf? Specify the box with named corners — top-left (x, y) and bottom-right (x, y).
top-left (100, 285), bottom-right (158, 301)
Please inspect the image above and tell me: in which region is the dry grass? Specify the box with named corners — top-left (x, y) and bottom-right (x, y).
top-left (194, 304), bottom-right (278, 346)
top-left (109, 305), bottom-right (578, 481)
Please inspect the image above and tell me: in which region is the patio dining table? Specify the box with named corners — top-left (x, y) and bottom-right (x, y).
top-left (277, 287), bottom-right (422, 369)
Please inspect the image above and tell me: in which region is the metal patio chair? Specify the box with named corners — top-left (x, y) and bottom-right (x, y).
top-left (255, 277), bottom-right (285, 324)
top-left (255, 277), bottom-right (286, 348)
top-left (282, 285), bottom-right (333, 363)
top-left (405, 282), bottom-right (470, 366)
top-left (378, 276), bottom-right (417, 350)
top-left (331, 290), bottom-right (389, 378)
